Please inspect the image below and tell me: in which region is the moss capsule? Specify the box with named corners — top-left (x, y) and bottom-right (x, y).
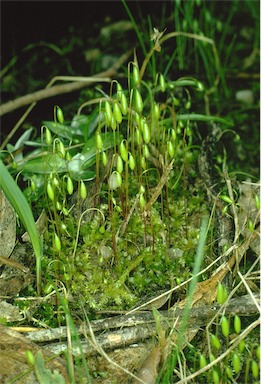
top-left (120, 140), bottom-right (128, 162)
top-left (45, 127), bottom-right (52, 145)
top-left (248, 219), bottom-right (254, 232)
top-left (185, 100), bottom-right (191, 109)
top-left (132, 64), bottom-right (140, 86)
top-left (220, 195), bottom-right (233, 204)
top-left (120, 93), bottom-right (128, 115)
top-left (197, 81), bottom-right (204, 92)
top-left (56, 106), bottom-right (64, 124)
top-left (62, 207), bottom-right (69, 216)
top-left (143, 144), bottom-right (150, 159)
top-left (105, 101), bottom-right (112, 126)
top-left (254, 194), bottom-right (260, 210)
top-left (139, 193), bottom-right (146, 208)
top-left (58, 141), bottom-right (66, 158)
top-left (30, 180), bottom-right (36, 193)
top-left (159, 73), bottom-right (166, 92)
top-left (251, 360), bottom-right (259, 378)
top-left (232, 353), bottom-right (241, 374)
top-left (167, 141), bottom-right (175, 158)
top-left (96, 131), bottom-right (103, 150)
top-left (225, 366), bottom-right (233, 379)
top-left (209, 353), bottom-right (216, 363)
top-left (199, 354), bottom-right (207, 369)
top-left (142, 122), bottom-right (151, 144)
top-left (111, 114), bottom-right (116, 131)
top-left (113, 102), bottom-right (122, 124)
top-left (212, 368), bottom-right (219, 384)
top-left (116, 82), bottom-right (123, 99)
top-left (141, 156), bottom-right (147, 170)
top-left (153, 102), bottom-right (160, 120)
top-left (135, 128), bottom-right (142, 145)
top-left (139, 185), bottom-right (145, 194)
top-left (47, 182), bottom-right (55, 201)
top-left (234, 315), bottom-right (241, 334)
top-left (54, 233), bottom-right (61, 252)
top-left (134, 89), bottom-right (143, 113)
top-left (211, 334), bottom-right (221, 350)
top-left (52, 175), bottom-right (59, 188)
top-left (116, 155), bottom-right (123, 174)
top-left (129, 153), bottom-right (135, 170)
top-left (238, 339), bottom-right (245, 353)
top-left (116, 171), bottom-right (122, 187)
top-left (102, 151), bottom-right (108, 166)
top-left (221, 315), bottom-right (230, 338)
top-left (80, 181), bottom-right (87, 200)
top-left (67, 177), bottom-right (74, 195)
top-left (56, 201), bottom-right (62, 210)
top-left (26, 350), bottom-right (35, 366)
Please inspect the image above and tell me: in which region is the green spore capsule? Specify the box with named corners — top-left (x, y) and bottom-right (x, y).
top-left (159, 73), bottom-right (166, 92)
top-left (211, 334), bottom-right (221, 350)
top-left (199, 354), bottom-right (207, 369)
top-left (67, 177), bottom-right (74, 195)
top-left (167, 141), bottom-right (175, 158)
top-left (102, 151), bottom-right (108, 167)
top-left (220, 195), bottom-right (233, 204)
top-left (134, 89), bottom-right (143, 113)
top-left (232, 353), bottom-right (241, 374)
top-left (47, 182), bottom-right (55, 201)
top-left (234, 315), bottom-right (241, 334)
top-left (56, 106), bottom-right (64, 124)
top-left (142, 121), bottom-right (151, 144)
top-left (105, 101), bottom-right (113, 126)
top-left (54, 233), bottom-right (61, 252)
top-left (221, 315), bottom-right (230, 338)
top-left (116, 155), bottom-right (123, 174)
top-left (238, 339), bottom-right (245, 353)
top-left (96, 131), bottom-right (103, 150)
top-left (80, 181), bottom-right (87, 200)
top-left (120, 140), bottom-right (128, 162)
top-left (113, 102), bottom-right (122, 124)
top-left (129, 153), bottom-right (135, 170)
top-left (251, 360), bottom-right (259, 379)
top-left (132, 64), bottom-right (140, 86)
top-left (45, 127), bottom-right (52, 145)
top-left (212, 368), bottom-right (219, 384)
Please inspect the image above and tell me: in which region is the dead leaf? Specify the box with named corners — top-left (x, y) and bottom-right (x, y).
top-left (0, 189), bottom-right (16, 257)
top-left (132, 346), bottom-right (162, 384)
top-left (0, 324), bottom-right (70, 383)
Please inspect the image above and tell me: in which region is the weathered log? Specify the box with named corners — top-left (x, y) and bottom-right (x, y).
top-left (21, 293), bottom-right (259, 357)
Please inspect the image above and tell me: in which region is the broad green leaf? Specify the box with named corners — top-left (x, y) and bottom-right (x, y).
top-left (43, 121), bottom-right (73, 140)
top-left (0, 159), bottom-right (42, 294)
top-left (19, 153), bottom-right (67, 174)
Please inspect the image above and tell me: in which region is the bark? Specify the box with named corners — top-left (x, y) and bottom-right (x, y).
top-left (20, 293), bottom-right (259, 357)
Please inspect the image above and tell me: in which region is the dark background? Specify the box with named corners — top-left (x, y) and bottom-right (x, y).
top-left (1, 1), bottom-right (173, 137)
top-left (1, 1), bottom-right (172, 66)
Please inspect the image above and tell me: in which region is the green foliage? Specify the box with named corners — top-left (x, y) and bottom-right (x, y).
top-left (1, 1), bottom-right (259, 382)
top-left (0, 159), bottom-right (42, 294)
top-left (33, 351), bottom-right (65, 384)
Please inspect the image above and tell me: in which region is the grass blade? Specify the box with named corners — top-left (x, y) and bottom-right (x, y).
top-left (0, 159), bottom-right (42, 294)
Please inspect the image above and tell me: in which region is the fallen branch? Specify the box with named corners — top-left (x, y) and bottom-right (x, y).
top-left (19, 293), bottom-right (259, 357)
top-left (0, 50), bottom-right (132, 116)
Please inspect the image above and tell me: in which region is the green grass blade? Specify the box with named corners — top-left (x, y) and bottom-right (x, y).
top-left (0, 159), bottom-right (42, 294)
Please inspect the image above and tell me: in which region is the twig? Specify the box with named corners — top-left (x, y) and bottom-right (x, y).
top-left (0, 50), bottom-right (132, 117)
top-left (19, 293), bottom-right (259, 357)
